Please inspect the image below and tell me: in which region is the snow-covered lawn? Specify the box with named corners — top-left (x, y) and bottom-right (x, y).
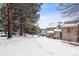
top-left (0, 35), bottom-right (79, 56)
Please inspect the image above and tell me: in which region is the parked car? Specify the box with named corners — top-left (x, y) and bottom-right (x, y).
top-left (0, 33), bottom-right (7, 37)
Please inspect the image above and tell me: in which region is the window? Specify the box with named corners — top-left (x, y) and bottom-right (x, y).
top-left (67, 27), bottom-right (71, 33)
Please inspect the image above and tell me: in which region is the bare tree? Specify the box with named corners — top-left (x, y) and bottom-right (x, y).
top-left (58, 3), bottom-right (79, 17)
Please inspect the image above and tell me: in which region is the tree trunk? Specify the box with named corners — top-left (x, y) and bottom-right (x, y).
top-left (7, 3), bottom-right (13, 38)
top-left (19, 17), bottom-right (23, 36)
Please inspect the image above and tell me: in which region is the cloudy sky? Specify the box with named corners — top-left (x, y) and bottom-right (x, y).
top-left (38, 3), bottom-right (70, 29)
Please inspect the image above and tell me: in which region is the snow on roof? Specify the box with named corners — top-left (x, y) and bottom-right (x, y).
top-left (47, 31), bottom-right (54, 33)
top-left (64, 18), bottom-right (79, 23)
top-left (54, 29), bottom-right (62, 32)
top-left (47, 29), bottom-right (62, 33)
top-left (62, 23), bottom-right (79, 27)
top-left (46, 23), bottom-right (58, 28)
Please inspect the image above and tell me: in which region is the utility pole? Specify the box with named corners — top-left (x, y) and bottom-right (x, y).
top-left (7, 3), bottom-right (13, 38)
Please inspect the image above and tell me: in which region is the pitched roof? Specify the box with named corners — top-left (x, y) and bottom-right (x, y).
top-left (62, 23), bottom-right (79, 27)
top-left (46, 22), bottom-right (58, 29)
top-left (64, 18), bottom-right (79, 24)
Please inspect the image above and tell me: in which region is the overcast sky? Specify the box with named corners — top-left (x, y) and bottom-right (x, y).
top-left (38, 3), bottom-right (70, 29)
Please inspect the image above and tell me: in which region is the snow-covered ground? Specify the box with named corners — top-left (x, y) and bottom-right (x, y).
top-left (0, 35), bottom-right (79, 56)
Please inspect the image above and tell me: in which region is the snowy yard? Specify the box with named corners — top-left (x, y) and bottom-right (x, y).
top-left (0, 35), bottom-right (79, 56)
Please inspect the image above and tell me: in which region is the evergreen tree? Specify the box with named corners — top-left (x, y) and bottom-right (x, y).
top-left (7, 3), bottom-right (13, 38)
top-left (0, 3), bottom-right (42, 37)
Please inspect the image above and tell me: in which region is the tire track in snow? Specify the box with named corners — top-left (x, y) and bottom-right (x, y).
top-left (0, 36), bottom-right (54, 55)
top-left (32, 37), bottom-right (54, 55)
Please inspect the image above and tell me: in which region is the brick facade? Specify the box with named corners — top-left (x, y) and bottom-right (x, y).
top-left (62, 26), bottom-right (78, 42)
top-left (62, 19), bottom-right (79, 42)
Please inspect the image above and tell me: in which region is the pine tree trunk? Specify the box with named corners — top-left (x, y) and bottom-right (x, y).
top-left (7, 3), bottom-right (13, 38)
top-left (19, 17), bottom-right (23, 36)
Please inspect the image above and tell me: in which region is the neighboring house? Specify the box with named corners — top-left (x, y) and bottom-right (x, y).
top-left (53, 29), bottom-right (62, 39)
top-left (40, 23), bottom-right (57, 36)
top-left (45, 23), bottom-right (57, 38)
top-left (62, 19), bottom-right (79, 42)
top-left (45, 22), bottom-right (63, 39)
top-left (46, 29), bottom-right (62, 39)
top-left (41, 29), bottom-right (47, 36)
top-left (47, 31), bottom-right (54, 38)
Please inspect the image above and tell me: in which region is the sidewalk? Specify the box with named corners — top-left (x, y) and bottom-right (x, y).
top-left (62, 40), bottom-right (79, 46)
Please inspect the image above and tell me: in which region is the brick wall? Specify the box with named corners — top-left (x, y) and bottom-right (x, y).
top-left (62, 27), bottom-right (78, 42)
